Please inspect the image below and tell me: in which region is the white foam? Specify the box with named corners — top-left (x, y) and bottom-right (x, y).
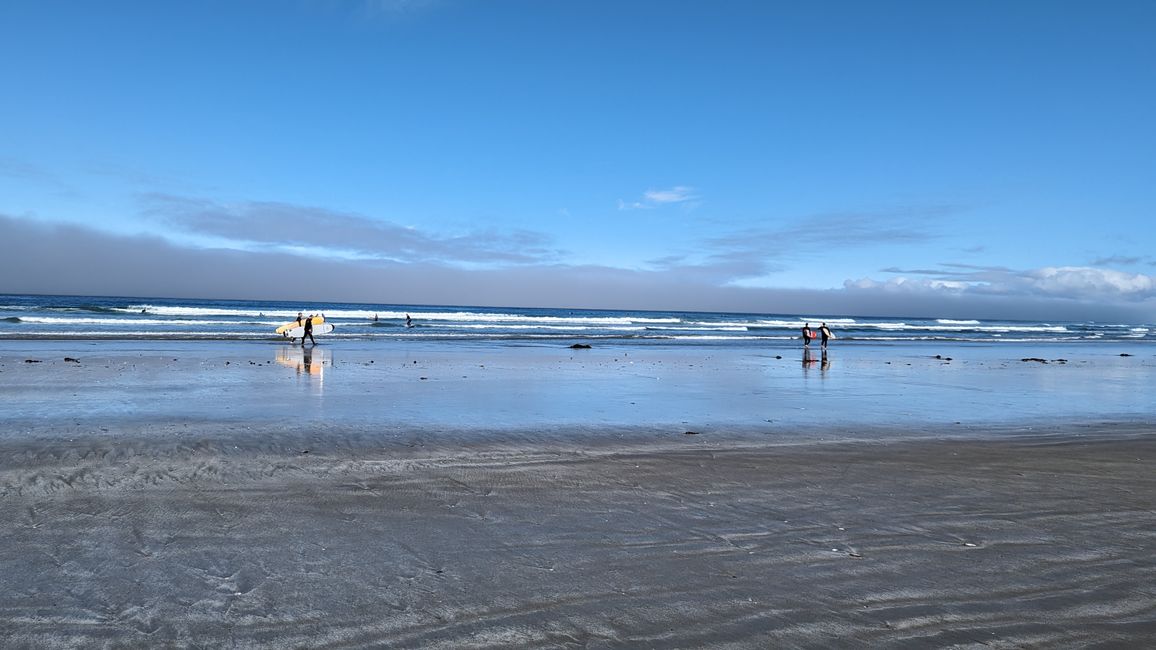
top-left (20, 317), bottom-right (283, 326)
top-left (123, 304), bottom-right (684, 327)
top-left (122, 305), bottom-right (295, 318)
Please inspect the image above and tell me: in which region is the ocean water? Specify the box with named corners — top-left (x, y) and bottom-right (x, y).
top-left (1, 293), bottom-right (1152, 347)
top-left (4, 294), bottom-right (1155, 438)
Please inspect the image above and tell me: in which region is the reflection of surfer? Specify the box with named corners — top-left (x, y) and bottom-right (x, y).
top-left (302, 345), bottom-right (313, 373)
top-left (803, 347), bottom-right (830, 371)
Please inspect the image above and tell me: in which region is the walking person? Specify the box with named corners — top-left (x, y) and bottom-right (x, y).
top-left (802, 322), bottom-right (812, 347)
top-left (819, 322), bottom-right (834, 350)
top-left (302, 314), bottom-right (316, 346)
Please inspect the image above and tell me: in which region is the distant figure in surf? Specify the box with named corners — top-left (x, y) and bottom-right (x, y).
top-left (406, 314), bottom-right (413, 328)
top-left (302, 314), bottom-right (316, 346)
top-left (819, 322), bottom-right (834, 350)
top-left (802, 322), bottom-right (812, 347)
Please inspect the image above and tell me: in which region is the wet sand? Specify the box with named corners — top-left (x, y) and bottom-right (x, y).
top-left (2, 430), bottom-right (1155, 647)
top-left (2, 342), bottom-right (1155, 646)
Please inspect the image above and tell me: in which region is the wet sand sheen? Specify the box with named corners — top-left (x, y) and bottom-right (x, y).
top-left (3, 432), bottom-right (1155, 647)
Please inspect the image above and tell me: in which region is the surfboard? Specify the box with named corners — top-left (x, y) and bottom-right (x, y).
top-left (283, 322), bottom-right (335, 338)
top-left (275, 315), bottom-right (325, 335)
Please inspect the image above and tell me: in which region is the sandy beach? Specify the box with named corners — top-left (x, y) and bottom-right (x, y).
top-left (2, 342), bottom-right (1155, 647)
top-left (3, 430), bottom-right (1155, 648)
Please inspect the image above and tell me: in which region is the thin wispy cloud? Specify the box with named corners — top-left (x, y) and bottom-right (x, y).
top-left (1092, 255), bottom-right (1148, 267)
top-left (140, 193), bottom-right (561, 266)
top-left (647, 247), bottom-right (787, 284)
top-left (790, 203), bottom-right (965, 246)
top-left (687, 205), bottom-right (954, 284)
top-left (618, 186), bottom-right (699, 211)
top-left (302, 0), bottom-right (442, 21)
top-left (81, 162), bottom-right (191, 190)
top-left (0, 158), bottom-right (50, 181)
top-left (360, 0), bottom-right (442, 18)
top-left (0, 158), bottom-right (78, 196)
top-left (712, 205), bottom-right (952, 253)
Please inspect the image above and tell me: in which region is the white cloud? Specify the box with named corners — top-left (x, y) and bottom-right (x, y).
top-left (1027, 266), bottom-right (1155, 297)
top-left (619, 186), bottom-right (698, 210)
top-left (644, 186), bottom-right (696, 204)
top-left (848, 266), bottom-right (1156, 302)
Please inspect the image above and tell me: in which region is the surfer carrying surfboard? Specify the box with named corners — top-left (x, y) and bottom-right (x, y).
top-left (819, 322), bottom-right (834, 350)
top-left (302, 314), bottom-right (316, 346)
top-left (802, 323), bottom-right (813, 347)
top-left (286, 312), bottom-right (304, 344)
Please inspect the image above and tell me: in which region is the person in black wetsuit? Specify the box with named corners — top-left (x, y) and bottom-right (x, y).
top-left (302, 314), bottom-right (316, 346)
top-left (802, 322), bottom-right (812, 347)
top-left (819, 322), bottom-right (834, 350)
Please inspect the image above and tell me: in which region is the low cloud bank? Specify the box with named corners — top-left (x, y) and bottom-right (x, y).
top-left (4, 214), bottom-right (1153, 322)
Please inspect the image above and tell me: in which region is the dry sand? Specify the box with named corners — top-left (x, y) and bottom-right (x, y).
top-left (2, 429), bottom-right (1155, 648)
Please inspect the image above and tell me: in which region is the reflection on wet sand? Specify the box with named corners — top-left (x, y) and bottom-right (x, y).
top-left (802, 348), bottom-right (830, 372)
top-left (275, 345), bottom-right (330, 380)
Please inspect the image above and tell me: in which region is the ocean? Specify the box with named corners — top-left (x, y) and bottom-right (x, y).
top-left (1, 293), bottom-right (1151, 347)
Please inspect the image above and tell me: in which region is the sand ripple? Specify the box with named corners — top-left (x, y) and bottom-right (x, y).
top-left (2, 433), bottom-right (1155, 647)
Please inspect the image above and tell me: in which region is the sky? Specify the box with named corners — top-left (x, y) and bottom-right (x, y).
top-left (1, 0), bottom-right (1154, 321)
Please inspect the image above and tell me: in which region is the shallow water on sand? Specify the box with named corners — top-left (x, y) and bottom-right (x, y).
top-left (3, 339), bottom-right (1153, 443)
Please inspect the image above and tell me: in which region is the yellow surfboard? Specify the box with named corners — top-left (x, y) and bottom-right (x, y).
top-left (275, 315), bottom-right (325, 335)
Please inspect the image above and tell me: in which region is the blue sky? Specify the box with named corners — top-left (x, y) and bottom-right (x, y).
top-left (2, 0), bottom-right (1154, 320)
